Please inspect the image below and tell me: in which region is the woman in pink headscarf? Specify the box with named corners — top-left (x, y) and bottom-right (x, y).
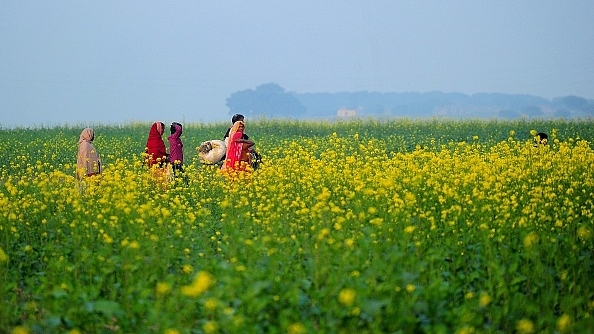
top-left (168, 122), bottom-right (184, 170)
top-left (144, 122), bottom-right (168, 167)
top-left (222, 120), bottom-right (254, 173)
top-left (77, 128), bottom-right (102, 179)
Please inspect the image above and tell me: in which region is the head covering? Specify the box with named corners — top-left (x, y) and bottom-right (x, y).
top-left (147, 122), bottom-right (165, 139)
top-left (145, 122), bottom-right (168, 167)
top-left (228, 121), bottom-right (244, 141)
top-left (155, 122), bottom-right (164, 135)
top-left (77, 128), bottom-right (102, 178)
top-left (170, 122), bottom-right (182, 135)
top-left (172, 122), bottom-right (182, 135)
top-left (78, 128), bottom-right (94, 144)
top-left (168, 123), bottom-right (184, 164)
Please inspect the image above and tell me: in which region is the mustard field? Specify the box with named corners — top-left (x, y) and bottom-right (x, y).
top-left (1, 118), bottom-right (594, 333)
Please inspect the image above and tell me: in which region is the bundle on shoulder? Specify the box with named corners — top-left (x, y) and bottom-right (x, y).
top-left (198, 140), bottom-right (226, 165)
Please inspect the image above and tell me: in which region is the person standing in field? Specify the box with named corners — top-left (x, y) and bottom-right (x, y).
top-left (144, 121), bottom-right (169, 167)
top-left (77, 127), bottom-right (102, 179)
top-left (224, 114), bottom-right (250, 146)
top-left (222, 120), bottom-right (255, 173)
top-left (168, 122), bottom-right (186, 180)
top-left (223, 114), bottom-right (262, 169)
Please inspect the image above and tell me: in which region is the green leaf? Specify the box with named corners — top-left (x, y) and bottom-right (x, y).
top-left (50, 289), bottom-right (68, 299)
top-left (88, 300), bottom-right (124, 318)
top-left (510, 275), bottom-right (527, 286)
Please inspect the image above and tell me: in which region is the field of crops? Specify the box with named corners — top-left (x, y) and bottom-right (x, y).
top-left (1, 118), bottom-right (594, 333)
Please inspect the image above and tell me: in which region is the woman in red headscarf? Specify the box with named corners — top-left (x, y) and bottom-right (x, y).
top-left (144, 122), bottom-right (169, 167)
top-left (222, 120), bottom-right (254, 173)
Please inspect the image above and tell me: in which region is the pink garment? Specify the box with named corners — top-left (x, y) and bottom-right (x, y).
top-left (168, 123), bottom-right (183, 165)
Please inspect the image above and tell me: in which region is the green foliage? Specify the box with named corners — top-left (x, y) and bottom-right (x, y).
top-left (1, 118), bottom-right (594, 333)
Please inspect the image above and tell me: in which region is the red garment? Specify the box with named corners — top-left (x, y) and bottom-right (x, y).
top-left (224, 131), bottom-right (245, 171)
top-left (145, 122), bottom-right (168, 167)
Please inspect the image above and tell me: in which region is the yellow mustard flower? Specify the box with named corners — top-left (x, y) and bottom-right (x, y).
top-left (345, 238), bottom-right (355, 248)
top-left (287, 322), bottom-right (307, 334)
top-left (516, 319), bottom-right (535, 334)
top-left (11, 326), bottom-right (29, 334)
top-left (204, 297), bottom-right (218, 311)
top-left (404, 226), bottom-right (416, 234)
top-left (0, 247), bottom-right (8, 263)
top-left (557, 314), bottom-right (571, 332)
top-left (338, 288), bottom-right (356, 306)
top-left (181, 271), bottom-right (215, 297)
top-left (203, 321), bottom-right (218, 334)
top-left (182, 264), bottom-right (193, 274)
top-left (479, 292), bottom-right (492, 307)
top-left (455, 326), bottom-right (475, 334)
top-left (156, 282), bottom-right (171, 296)
top-left (523, 232), bottom-right (539, 249)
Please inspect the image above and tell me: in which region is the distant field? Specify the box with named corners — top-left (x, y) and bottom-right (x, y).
top-left (1, 118), bottom-right (593, 333)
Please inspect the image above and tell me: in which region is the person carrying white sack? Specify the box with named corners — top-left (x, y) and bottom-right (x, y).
top-left (199, 113), bottom-right (262, 168)
top-left (199, 114), bottom-right (250, 165)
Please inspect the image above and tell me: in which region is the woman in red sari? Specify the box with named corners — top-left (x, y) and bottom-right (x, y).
top-left (144, 122), bottom-right (169, 167)
top-left (222, 120), bottom-right (254, 173)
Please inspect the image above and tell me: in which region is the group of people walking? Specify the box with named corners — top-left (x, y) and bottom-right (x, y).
top-left (75, 114), bottom-right (258, 181)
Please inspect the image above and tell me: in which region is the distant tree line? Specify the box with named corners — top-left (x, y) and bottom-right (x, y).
top-left (226, 83), bottom-right (306, 118)
top-left (226, 83), bottom-right (594, 119)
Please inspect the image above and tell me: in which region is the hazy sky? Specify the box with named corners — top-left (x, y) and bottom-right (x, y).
top-left (1, 1), bottom-right (593, 128)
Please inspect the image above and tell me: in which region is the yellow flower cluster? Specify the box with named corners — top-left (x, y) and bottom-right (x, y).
top-left (1, 121), bottom-right (594, 332)
top-left (181, 271), bottom-right (215, 297)
top-left (338, 288), bottom-right (356, 306)
top-left (0, 247), bottom-right (8, 263)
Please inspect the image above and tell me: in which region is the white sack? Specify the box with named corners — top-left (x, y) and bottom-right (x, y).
top-left (199, 140), bottom-right (226, 164)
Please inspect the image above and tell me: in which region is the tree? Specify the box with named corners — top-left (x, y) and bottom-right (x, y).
top-left (226, 83), bottom-right (306, 118)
